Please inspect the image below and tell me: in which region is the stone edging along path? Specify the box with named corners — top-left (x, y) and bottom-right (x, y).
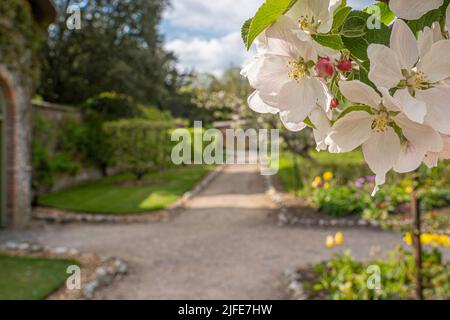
top-left (0, 241), bottom-right (128, 300)
top-left (263, 173), bottom-right (382, 229)
top-left (33, 165), bottom-right (225, 224)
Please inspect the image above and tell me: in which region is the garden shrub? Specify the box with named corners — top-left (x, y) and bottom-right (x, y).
top-left (82, 92), bottom-right (143, 175)
top-left (303, 247), bottom-right (450, 300)
top-left (311, 186), bottom-right (373, 217)
top-left (31, 111), bottom-right (81, 197)
top-left (104, 119), bottom-right (172, 180)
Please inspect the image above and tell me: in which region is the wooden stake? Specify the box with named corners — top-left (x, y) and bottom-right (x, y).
top-left (411, 176), bottom-right (424, 300)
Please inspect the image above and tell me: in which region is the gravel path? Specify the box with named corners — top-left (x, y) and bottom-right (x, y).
top-left (0, 164), bottom-right (409, 299)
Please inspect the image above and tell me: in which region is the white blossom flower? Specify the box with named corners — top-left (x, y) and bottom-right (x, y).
top-left (390, 0), bottom-right (443, 20)
top-left (287, 0), bottom-right (342, 35)
top-left (243, 16), bottom-right (332, 129)
top-left (418, 22), bottom-right (444, 57)
top-left (280, 106), bottom-right (332, 152)
top-left (424, 135), bottom-right (450, 168)
top-left (325, 80), bottom-right (443, 194)
top-left (368, 19), bottom-right (450, 134)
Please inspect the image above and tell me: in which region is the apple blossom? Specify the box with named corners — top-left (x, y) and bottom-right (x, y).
top-left (424, 135), bottom-right (450, 168)
top-left (242, 0), bottom-right (450, 196)
top-left (242, 16), bottom-right (333, 129)
top-left (315, 57), bottom-right (334, 78)
top-left (325, 80), bottom-right (443, 194)
top-left (368, 19), bottom-right (450, 133)
top-left (287, 0), bottom-right (342, 35)
top-left (336, 59), bottom-right (352, 73)
top-left (389, 0), bottom-right (444, 20)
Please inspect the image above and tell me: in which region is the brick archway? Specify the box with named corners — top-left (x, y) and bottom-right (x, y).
top-left (0, 70), bottom-right (18, 227)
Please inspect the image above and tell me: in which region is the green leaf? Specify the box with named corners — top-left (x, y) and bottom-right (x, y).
top-left (245, 0), bottom-right (297, 50)
top-left (341, 10), bottom-right (390, 62)
top-left (304, 116), bottom-right (317, 130)
top-left (241, 18), bottom-right (252, 45)
top-left (342, 36), bottom-right (369, 60)
top-left (332, 6), bottom-right (352, 33)
top-left (334, 105), bottom-right (374, 123)
top-left (341, 11), bottom-right (367, 38)
top-left (408, 9), bottom-right (442, 34)
top-left (312, 34), bottom-right (344, 50)
top-left (363, 2), bottom-right (396, 26)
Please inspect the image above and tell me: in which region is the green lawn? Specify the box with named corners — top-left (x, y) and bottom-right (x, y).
top-left (38, 165), bottom-right (214, 214)
top-left (278, 150), bottom-right (369, 194)
top-left (0, 255), bottom-right (77, 300)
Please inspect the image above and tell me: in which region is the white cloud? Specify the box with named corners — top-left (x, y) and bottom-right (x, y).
top-left (163, 0), bottom-right (261, 35)
top-left (165, 32), bottom-right (254, 76)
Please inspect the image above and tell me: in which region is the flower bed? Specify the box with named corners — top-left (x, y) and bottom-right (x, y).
top-left (287, 247), bottom-right (450, 300)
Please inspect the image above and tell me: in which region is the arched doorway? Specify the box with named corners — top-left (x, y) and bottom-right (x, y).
top-left (0, 86), bottom-right (6, 227)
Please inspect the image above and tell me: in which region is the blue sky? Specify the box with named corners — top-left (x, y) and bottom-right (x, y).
top-left (160, 0), bottom-right (373, 76)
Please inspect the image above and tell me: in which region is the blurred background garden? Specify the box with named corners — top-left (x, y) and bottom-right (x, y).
top-left (0, 0), bottom-right (449, 300)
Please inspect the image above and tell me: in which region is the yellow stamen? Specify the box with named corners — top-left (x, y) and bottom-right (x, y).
top-left (371, 111), bottom-right (390, 133)
top-left (287, 60), bottom-right (309, 82)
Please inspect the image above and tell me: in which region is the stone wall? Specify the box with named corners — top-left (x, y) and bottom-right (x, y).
top-left (32, 100), bottom-right (120, 195)
top-left (0, 0), bottom-right (55, 228)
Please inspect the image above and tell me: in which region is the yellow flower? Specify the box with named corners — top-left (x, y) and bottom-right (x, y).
top-left (326, 235), bottom-right (335, 248)
top-left (335, 232), bottom-right (344, 245)
top-left (403, 232), bottom-right (413, 245)
top-left (323, 171), bottom-right (334, 181)
top-left (324, 182), bottom-right (331, 190)
top-left (438, 235), bottom-right (450, 247)
top-left (314, 176), bottom-right (323, 185)
top-left (420, 233), bottom-right (433, 246)
top-left (405, 186), bottom-right (413, 194)
top-left (312, 181), bottom-right (319, 189)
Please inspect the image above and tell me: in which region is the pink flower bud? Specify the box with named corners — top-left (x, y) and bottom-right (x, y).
top-left (315, 57), bottom-right (334, 78)
top-left (330, 98), bottom-right (339, 110)
top-left (337, 59), bottom-right (352, 73)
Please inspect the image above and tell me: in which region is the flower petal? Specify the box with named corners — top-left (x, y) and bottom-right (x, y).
top-left (379, 88), bottom-right (401, 111)
top-left (390, 19), bottom-right (419, 70)
top-left (418, 26), bottom-right (436, 59)
top-left (394, 142), bottom-right (426, 173)
top-left (416, 86), bottom-right (450, 135)
top-left (325, 111), bottom-right (373, 153)
top-left (265, 16), bottom-right (306, 59)
top-left (310, 107), bottom-right (332, 151)
top-left (390, 0), bottom-right (443, 20)
top-left (368, 44), bottom-right (403, 89)
top-left (248, 91), bottom-right (279, 114)
top-left (395, 113), bottom-right (443, 152)
top-left (362, 127), bottom-right (401, 190)
top-left (277, 78), bottom-right (324, 119)
top-left (279, 111), bottom-right (307, 132)
top-left (418, 22), bottom-right (444, 59)
top-left (339, 80), bottom-right (381, 108)
top-left (248, 54), bottom-right (291, 94)
top-left (419, 40), bottom-right (450, 82)
top-left (393, 88), bottom-right (427, 124)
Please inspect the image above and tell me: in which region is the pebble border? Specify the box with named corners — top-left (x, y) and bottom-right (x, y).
top-left (264, 174), bottom-right (450, 235)
top-left (0, 241), bottom-right (128, 300)
top-left (33, 165), bottom-right (225, 224)
top-left (284, 269), bottom-right (308, 300)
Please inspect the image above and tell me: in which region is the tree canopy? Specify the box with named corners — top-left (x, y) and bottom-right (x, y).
top-left (38, 0), bottom-right (176, 105)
